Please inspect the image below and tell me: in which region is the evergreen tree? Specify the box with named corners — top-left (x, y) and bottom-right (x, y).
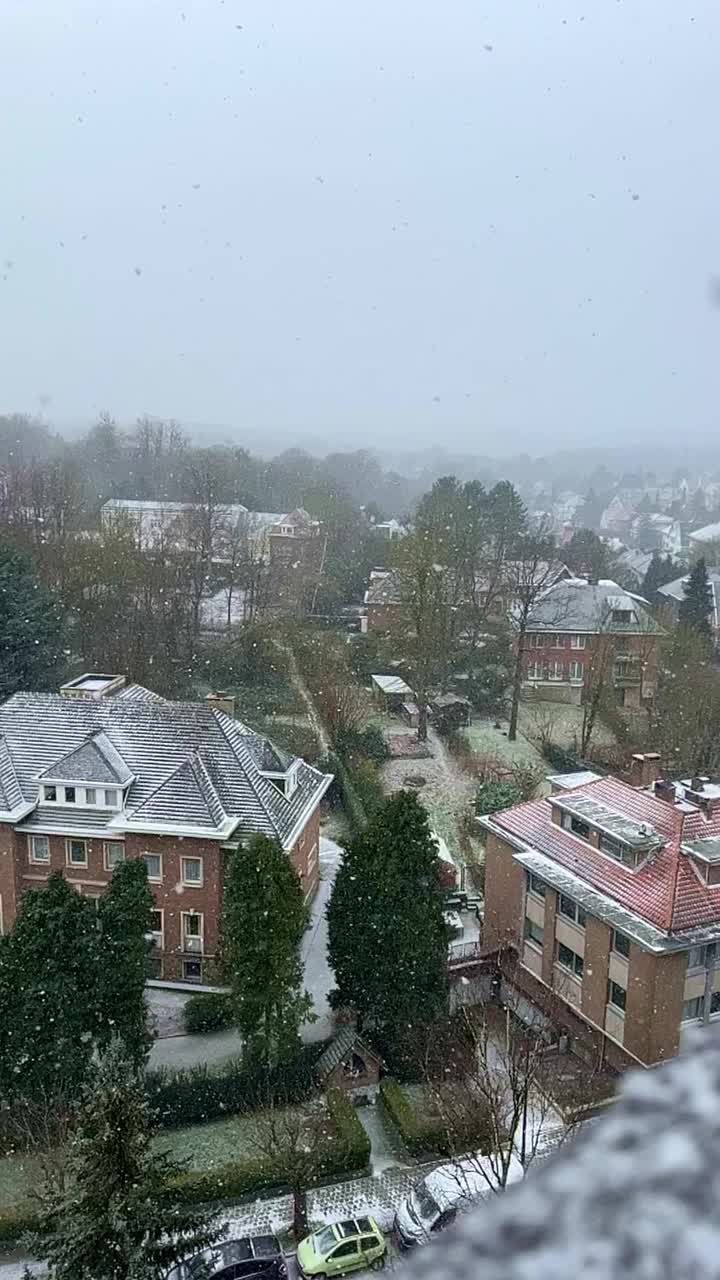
top-left (327, 791), bottom-right (449, 1041)
top-left (26, 1039), bottom-right (223, 1280)
top-left (679, 557), bottom-right (714, 640)
top-left (0, 873), bottom-right (102, 1102)
top-left (641, 552), bottom-right (680, 599)
top-left (0, 541), bottom-right (65, 698)
top-left (96, 859), bottom-right (155, 1066)
top-left (220, 834), bottom-right (312, 1065)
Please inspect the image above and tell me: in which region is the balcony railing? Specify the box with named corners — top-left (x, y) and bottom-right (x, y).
top-left (613, 667), bottom-right (641, 687)
top-left (448, 939), bottom-right (483, 967)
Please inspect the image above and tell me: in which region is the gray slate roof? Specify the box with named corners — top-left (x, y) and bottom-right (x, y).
top-left (39, 731), bottom-right (133, 785)
top-left (0, 693), bottom-right (331, 845)
top-left (526, 578), bottom-right (662, 635)
top-left (315, 1028), bottom-right (381, 1079)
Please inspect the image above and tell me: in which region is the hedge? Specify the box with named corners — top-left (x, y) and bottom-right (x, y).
top-left (0, 1088), bottom-right (371, 1246)
top-left (542, 741), bottom-right (583, 773)
top-left (183, 993), bottom-right (234, 1035)
top-left (380, 1077), bottom-right (492, 1159)
top-left (146, 1044), bottom-right (325, 1130)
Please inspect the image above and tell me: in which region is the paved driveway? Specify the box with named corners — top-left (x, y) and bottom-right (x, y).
top-left (146, 835), bottom-right (343, 1072)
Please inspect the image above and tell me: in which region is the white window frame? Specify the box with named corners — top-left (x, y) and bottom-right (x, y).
top-left (149, 908), bottom-right (164, 950)
top-left (557, 894), bottom-right (587, 927)
top-left (41, 785), bottom-right (58, 803)
top-left (528, 873), bottom-right (546, 899)
top-left (556, 939), bottom-right (584, 979)
top-left (63, 785), bottom-right (77, 804)
top-left (66, 838), bottom-right (88, 868)
top-left (182, 957), bottom-right (203, 983)
top-left (569, 660), bottom-right (584, 682)
top-left (547, 660), bottom-right (565, 682)
top-left (527, 661), bottom-right (543, 681)
top-left (607, 978), bottom-right (627, 1014)
top-left (142, 852), bottom-right (163, 883)
top-left (104, 841), bottom-right (126, 871)
top-left (104, 788), bottom-right (120, 808)
top-left (85, 787), bottom-right (97, 805)
top-left (524, 916), bottom-right (544, 950)
top-left (181, 911), bottom-right (204, 954)
top-left (570, 635), bottom-right (586, 649)
top-left (181, 856), bottom-right (204, 888)
top-left (29, 834), bottom-right (50, 863)
top-left (280, 524), bottom-right (293, 536)
top-left (612, 929), bottom-right (631, 958)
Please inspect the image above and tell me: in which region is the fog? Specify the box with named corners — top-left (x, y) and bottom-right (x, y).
top-left (1, 0), bottom-right (719, 455)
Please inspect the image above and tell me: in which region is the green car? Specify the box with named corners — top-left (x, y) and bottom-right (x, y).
top-left (296, 1216), bottom-right (386, 1277)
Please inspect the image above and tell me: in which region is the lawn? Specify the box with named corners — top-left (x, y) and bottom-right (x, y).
top-left (0, 1106), bottom-right (316, 1210)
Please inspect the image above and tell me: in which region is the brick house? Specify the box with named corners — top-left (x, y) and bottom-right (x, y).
top-left (481, 757), bottom-right (720, 1069)
top-left (0, 674), bottom-right (332, 983)
top-left (521, 578), bottom-right (663, 708)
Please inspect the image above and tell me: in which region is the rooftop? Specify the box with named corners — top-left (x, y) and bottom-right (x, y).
top-left (487, 774), bottom-right (720, 935)
top-left (525, 578), bottom-right (661, 635)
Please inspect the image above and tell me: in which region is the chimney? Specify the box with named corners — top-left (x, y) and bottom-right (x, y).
top-left (206, 690), bottom-right (236, 718)
top-left (630, 752), bottom-right (662, 788)
top-left (653, 778), bottom-right (677, 805)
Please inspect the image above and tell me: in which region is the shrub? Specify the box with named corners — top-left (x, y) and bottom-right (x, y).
top-left (183, 993), bottom-right (234, 1035)
top-left (145, 1044), bottom-right (325, 1130)
top-left (380, 1078), bottom-right (491, 1159)
top-left (542, 742), bottom-right (582, 772)
top-left (325, 1087), bottom-right (371, 1170)
top-left (0, 1203), bottom-right (38, 1245)
top-left (336, 724), bottom-right (389, 764)
top-left (264, 721), bottom-right (321, 764)
top-left (475, 780), bottom-right (522, 816)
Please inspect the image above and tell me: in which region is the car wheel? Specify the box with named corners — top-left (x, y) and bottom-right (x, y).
top-left (370, 1259), bottom-right (386, 1271)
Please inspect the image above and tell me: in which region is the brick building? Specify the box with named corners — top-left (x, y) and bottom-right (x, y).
top-left (0, 674), bottom-right (332, 983)
top-left (481, 757), bottom-right (720, 1069)
top-left (522, 578), bottom-right (662, 708)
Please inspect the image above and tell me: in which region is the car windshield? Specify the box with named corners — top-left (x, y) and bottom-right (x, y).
top-left (314, 1226), bottom-right (338, 1254)
top-left (412, 1183), bottom-right (441, 1225)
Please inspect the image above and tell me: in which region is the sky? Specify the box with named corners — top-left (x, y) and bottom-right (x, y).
top-left (1, 0), bottom-right (719, 456)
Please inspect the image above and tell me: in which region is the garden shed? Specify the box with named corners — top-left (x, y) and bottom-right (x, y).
top-left (315, 1028), bottom-right (383, 1094)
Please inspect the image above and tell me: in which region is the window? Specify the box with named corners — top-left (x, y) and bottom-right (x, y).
top-left (527, 661), bottom-right (543, 681)
top-left (280, 524), bottom-right (293, 536)
top-left (612, 930), bottom-right (631, 958)
top-left (66, 839), bottom-right (88, 867)
top-left (330, 1242), bottom-right (358, 1261)
top-left (569, 660), bottom-right (584, 682)
top-left (547, 660), bottom-right (565, 681)
top-left (570, 635), bottom-right (586, 649)
top-left (524, 917), bottom-right (544, 949)
top-left (64, 786), bottom-right (76, 804)
top-left (687, 943), bottom-right (718, 971)
top-left (148, 955), bottom-right (163, 979)
top-left (181, 856), bottom-right (203, 887)
top-left (182, 958), bottom-right (203, 983)
top-left (42, 785), bottom-right (57, 802)
top-left (149, 910), bottom-right (164, 948)
top-left (85, 787), bottom-right (96, 805)
top-left (182, 912), bottom-right (203, 953)
top-left (528, 873), bottom-right (546, 898)
top-left (682, 996), bottom-right (703, 1023)
top-left (562, 812), bottom-right (591, 840)
top-left (528, 634), bottom-right (546, 649)
top-left (556, 940), bottom-right (584, 979)
top-left (29, 835), bottom-right (50, 863)
top-left (558, 895), bottom-right (586, 927)
top-left (142, 853), bottom-right (162, 882)
top-left (612, 609), bottom-right (634, 624)
top-left (104, 842), bottom-right (125, 870)
top-left (598, 832), bottom-right (637, 866)
top-left (607, 980), bottom-right (627, 1012)
top-left (104, 788), bottom-right (119, 807)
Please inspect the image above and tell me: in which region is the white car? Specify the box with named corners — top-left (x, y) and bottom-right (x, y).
top-left (394, 1154), bottom-right (524, 1249)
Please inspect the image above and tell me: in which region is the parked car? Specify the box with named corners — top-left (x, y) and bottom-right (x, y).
top-left (394, 1155), bottom-right (524, 1249)
top-left (296, 1215), bottom-right (386, 1276)
top-left (167, 1235), bottom-right (287, 1280)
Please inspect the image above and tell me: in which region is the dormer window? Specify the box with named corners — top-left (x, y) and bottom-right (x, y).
top-left (43, 785), bottom-right (57, 802)
top-left (262, 767), bottom-right (298, 799)
top-left (552, 794), bottom-right (663, 870)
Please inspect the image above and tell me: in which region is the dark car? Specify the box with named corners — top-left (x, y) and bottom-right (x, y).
top-left (167, 1235), bottom-right (287, 1280)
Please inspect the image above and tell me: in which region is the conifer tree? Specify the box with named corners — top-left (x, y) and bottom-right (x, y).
top-left (26, 1039), bottom-right (223, 1280)
top-left (221, 834), bottom-right (312, 1065)
top-left (327, 791), bottom-right (449, 1040)
top-left (679, 557), bottom-right (714, 640)
top-left (0, 541), bottom-right (65, 698)
top-left (97, 858), bottom-right (155, 1065)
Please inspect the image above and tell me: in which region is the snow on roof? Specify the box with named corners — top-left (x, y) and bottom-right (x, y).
top-left (371, 674), bottom-right (413, 696)
top-left (689, 521), bottom-right (720, 543)
top-left (546, 770), bottom-right (603, 790)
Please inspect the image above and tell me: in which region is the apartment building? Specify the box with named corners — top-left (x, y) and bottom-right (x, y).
top-left (481, 757), bottom-right (720, 1069)
top-left (0, 674), bottom-right (332, 983)
top-left (522, 578), bottom-right (662, 708)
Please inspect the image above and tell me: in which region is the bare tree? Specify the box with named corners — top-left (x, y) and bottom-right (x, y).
top-left (507, 528), bottom-right (563, 741)
top-left (246, 1098), bottom-right (335, 1240)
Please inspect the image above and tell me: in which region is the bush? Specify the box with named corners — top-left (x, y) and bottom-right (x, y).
top-left (542, 742), bottom-right (582, 772)
top-left (234, 683), bottom-right (305, 722)
top-left (146, 1044), bottom-right (325, 1130)
top-left (380, 1078), bottom-right (491, 1159)
top-left (475, 780), bottom-right (522, 816)
top-left (264, 721), bottom-right (321, 763)
top-left (0, 1203), bottom-right (38, 1245)
top-left (326, 1086), bottom-right (371, 1170)
top-left (183, 993), bottom-right (234, 1035)
top-left (336, 724), bottom-right (389, 764)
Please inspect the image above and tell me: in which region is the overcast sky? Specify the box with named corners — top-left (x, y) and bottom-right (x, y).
top-left (1, 0), bottom-right (719, 455)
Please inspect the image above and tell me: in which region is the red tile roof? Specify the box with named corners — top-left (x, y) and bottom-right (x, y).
top-left (492, 776), bottom-right (720, 935)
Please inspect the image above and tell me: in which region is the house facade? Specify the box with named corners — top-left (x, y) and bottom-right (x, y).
top-left (521, 579), bottom-right (662, 708)
top-left (0, 675), bottom-right (332, 983)
top-left (481, 759), bottom-right (720, 1069)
